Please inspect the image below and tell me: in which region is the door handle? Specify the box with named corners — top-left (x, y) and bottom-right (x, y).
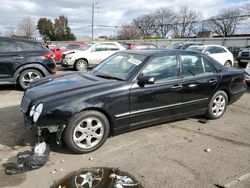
top-left (188, 84), bottom-right (197, 88)
top-left (171, 85), bottom-right (182, 90)
top-left (208, 79), bottom-right (218, 84)
top-left (15, 56), bottom-right (24, 60)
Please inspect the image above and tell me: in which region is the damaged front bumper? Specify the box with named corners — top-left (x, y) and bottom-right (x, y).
top-left (23, 114), bottom-right (66, 145)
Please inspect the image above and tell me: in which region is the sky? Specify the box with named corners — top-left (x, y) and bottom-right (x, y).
top-left (0, 0), bottom-right (246, 38)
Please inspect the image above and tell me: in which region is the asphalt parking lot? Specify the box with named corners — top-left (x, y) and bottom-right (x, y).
top-left (0, 67), bottom-right (250, 188)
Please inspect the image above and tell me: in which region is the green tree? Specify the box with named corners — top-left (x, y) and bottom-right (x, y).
top-left (54, 16), bottom-right (76, 41)
top-left (37, 18), bottom-right (55, 40)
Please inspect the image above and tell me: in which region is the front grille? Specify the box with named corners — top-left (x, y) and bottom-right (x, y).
top-left (20, 94), bottom-right (30, 113)
top-left (241, 51), bottom-right (249, 57)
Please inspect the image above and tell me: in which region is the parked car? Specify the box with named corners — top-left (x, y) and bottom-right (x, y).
top-left (21, 49), bottom-right (246, 153)
top-left (121, 42), bottom-right (158, 50)
top-left (61, 42), bottom-right (126, 71)
top-left (245, 63), bottom-right (250, 86)
top-left (187, 45), bottom-right (234, 67)
top-left (227, 46), bottom-right (243, 59)
top-left (236, 48), bottom-right (250, 68)
top-left (51, 42), bottom-right (86, 62)
top-left (167, 42), bottom-right (202, 50)
top-left (0, 37), bottom-right (56, 90)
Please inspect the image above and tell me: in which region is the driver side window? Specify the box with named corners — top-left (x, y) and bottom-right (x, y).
top-left (142, 55), bottom-right (178, 83)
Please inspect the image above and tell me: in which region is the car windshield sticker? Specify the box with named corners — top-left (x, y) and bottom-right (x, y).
top-left (128, 58), bottom-right (142, 66)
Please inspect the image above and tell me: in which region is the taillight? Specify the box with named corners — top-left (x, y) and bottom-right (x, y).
top-left (43, 53), bottom-right (55, 59)
top-left (50, 66), bottom-right (57, 73)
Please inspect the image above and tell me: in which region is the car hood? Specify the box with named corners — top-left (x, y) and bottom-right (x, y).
top-left (26, 72), bottom-right (124, 103)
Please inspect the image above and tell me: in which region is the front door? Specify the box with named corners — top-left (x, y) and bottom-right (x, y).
top-left (129, 54), bottom-right (183, 129)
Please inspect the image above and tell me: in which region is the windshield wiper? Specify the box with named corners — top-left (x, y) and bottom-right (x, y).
top-left (95, 74), bottom-right (125, 81)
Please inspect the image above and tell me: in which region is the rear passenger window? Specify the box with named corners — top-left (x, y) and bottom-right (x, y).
top-left (16, 41), bottom-right (43, 51)
top-left (181, 55), bottom-right (216, 78)
top-left (0, 40), bottom-right (18, 52)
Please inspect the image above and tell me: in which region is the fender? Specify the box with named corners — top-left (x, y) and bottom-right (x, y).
top-left (13, 63), bottom-right (50, 83)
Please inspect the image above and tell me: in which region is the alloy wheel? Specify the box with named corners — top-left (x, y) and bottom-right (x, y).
top-left (212, 95), bottom-right (226, 117)
top-left (73, 117), bottom-right (104, 149)
top-left (21, 71), bottom-right (41, 88)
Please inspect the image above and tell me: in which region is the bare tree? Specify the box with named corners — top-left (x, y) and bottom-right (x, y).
top-left (153, 8), bottom-right (177, 37)
top-left (243, 0), bottom-right (250, 14)
top-left (133, 14), bottom-right (156, 37)
top-left (209, 8), bottom-right (245, 37)
top-left (117, 24), bottom-right (139, 39)
top-left (5, 26), bottom-right (17, 37)
top-left (172, 7), bottom-right (200, 37)
top-left (18, 17), bottom-right (36, 39)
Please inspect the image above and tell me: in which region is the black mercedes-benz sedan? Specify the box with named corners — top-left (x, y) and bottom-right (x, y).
top-left (20, 50), bottom-right (246, 153)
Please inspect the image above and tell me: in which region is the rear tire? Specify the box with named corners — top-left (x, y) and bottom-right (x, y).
top-left (206, 90), bottom-right (228, 119)
top-left (75, 59), bottom-right (88, 71)
top-left (18, 69), bottom-right (43, 90)
top-left (238, 61), bottom-right (247, 68)
top-left (224, 60), bottom-right (232, 67)
top-left (63, 110), bottom-right (110, 154)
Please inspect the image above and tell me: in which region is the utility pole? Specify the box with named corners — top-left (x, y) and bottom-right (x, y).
top-left (91, 2), bottom-right (94, 41)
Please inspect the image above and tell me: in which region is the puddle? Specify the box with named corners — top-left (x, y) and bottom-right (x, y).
top-left (51, 167), bottom-right (143, 188)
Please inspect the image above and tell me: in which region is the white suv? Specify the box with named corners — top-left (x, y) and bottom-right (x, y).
top-left (61, 42), bottom-right (126, 71)
top-left (187, 45), bottom-right (234, 67)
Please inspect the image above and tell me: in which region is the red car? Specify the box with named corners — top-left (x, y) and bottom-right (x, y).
top-left (122, 42), bottom-right (158, 50)
top-left (51, 42), bottom-right (85, 62)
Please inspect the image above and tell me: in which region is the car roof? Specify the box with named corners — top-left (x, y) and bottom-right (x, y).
top-left (191, 44), bottom-right (226, 48)
top-left (0, 36), bottom-right (41, 44)
top-left (120, 49), bottom-right (201, 56)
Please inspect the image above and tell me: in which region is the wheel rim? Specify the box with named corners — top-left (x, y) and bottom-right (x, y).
top-left (74, 169), bottom-right (103, 187)
top-left (73, 117), bottom-right (104, 149)
top-left (21, 71), bottom-right (41, 87)
top-left (225, 61), bottom-right (231, 67)
top-left (77, 61), bottom-right (87, 71)
top-left (212, 95), bottom-right (226, 117)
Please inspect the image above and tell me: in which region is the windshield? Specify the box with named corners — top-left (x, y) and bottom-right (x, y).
top-left (187, 46), bottom-right (205, 52)
top-left (92, 52), bottom-right (146, 81)
top-left (79, 44), bottom-right (90, 51)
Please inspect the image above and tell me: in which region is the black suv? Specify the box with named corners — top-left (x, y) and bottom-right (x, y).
top-left (0, 37), bottom-right (56, 89)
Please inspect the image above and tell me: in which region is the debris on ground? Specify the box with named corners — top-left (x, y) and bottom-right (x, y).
top-left (204, 148), bottom-right (212, 152)
top-left (51, 169), bottom-right (57, 174)
top-left (51, 167), bottom-right (143, 188)
top-left (2, 142), bottom-right (49, 175)
top-left (61, 160), bottom-right (65, 163)
top-left (199, 119), bottom-right (209, 124)
top-left (88, 157), bottom-right (93, 161)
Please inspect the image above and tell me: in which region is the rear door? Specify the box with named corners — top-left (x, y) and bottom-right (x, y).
top-left (0, 39), bottom-right (24, 79)
top-left (204, 46), bottom-right (227, 65)
top-left (180, 53), bottom-right (221, 113)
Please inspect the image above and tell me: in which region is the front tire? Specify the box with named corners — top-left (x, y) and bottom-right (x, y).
top-left (63, 110), bottom-right (110, 154)
top-left (18, 69), bottom-right (43, 90)
top-left (206, 90), bottom-right (228, 119)
top-left (75, 59), bottom-right (88, 71)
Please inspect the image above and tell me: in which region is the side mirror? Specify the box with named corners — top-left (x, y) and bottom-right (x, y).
top-left (138, 76), bottom-right (155, 87)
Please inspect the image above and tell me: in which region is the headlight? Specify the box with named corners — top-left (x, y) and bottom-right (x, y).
top-left (238, 52), bottom-right (242, 56)
top-left (29, 105), bottom-right (35, 117)
top-left (33, 103), bottom-right (43, 123)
